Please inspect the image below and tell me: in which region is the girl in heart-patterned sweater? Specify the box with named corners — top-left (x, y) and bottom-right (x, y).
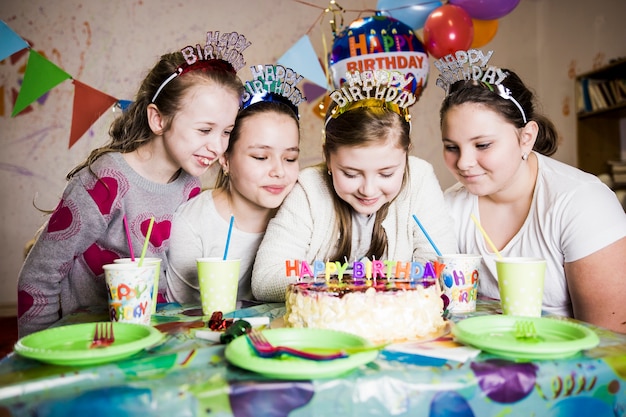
top-left (17, 43), bottom-right (246, 337)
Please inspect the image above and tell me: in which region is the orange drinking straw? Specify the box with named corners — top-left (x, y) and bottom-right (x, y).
top-left (470, 213), bottom-right (503, 259)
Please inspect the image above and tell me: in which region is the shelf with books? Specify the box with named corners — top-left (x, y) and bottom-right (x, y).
top-left (576, 58), bottom-right (626, 177)
top-left (576, 59), bottom-right (626, 115)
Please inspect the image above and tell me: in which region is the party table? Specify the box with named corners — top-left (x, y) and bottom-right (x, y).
top-left (0, 300), bottom-right (625, 417)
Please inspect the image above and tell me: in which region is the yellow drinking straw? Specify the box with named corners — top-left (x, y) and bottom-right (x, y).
top-left (470, 213), bottom-right (503, 259)
top-left (138, 217), bottom-right (155, 267)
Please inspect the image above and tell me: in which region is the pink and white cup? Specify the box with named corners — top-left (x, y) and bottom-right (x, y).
top-left (103, 262), bottom-right (157, 325)
top-left (436, 254), bottom-right (482, 314)
top-left (114, 257), bottom-right (162, 314)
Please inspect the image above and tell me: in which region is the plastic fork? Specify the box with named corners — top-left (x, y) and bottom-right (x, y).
top-left (247, 329), bottom-right (348, 361)
top-left (90, 322), bottom-right (115, 348)
top-left (513, 320), bottom-right (541, 343)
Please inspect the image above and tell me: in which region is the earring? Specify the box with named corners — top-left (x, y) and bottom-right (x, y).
top-left (223, 170), bottom-right (229, 176)
top-left (327, 170), bottom-right (332, 176)
top-left (522, 152), bottom-right (528, 161)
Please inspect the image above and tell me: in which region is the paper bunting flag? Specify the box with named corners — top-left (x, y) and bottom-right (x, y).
top-left (12, 50), bottom-right (71, 117)
top-left (302, 82), bottom-right (328, 102)
top-left (0, 21), bottom-right (29, 62)
top-left (69, 80), bottom-right (118, 148)
top-left (118, 100), bottom-right (133, 111)
top-left (11, 87), bottom-right (33, 115)
top-left (278, 35), bottom-right (331, 90)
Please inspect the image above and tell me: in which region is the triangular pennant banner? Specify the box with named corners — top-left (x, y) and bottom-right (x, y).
top-left (278, 35), bottom-right (330, 90)
top-left (118, 99), bottom-right (133, 111)
top-left (0, 20), bottom-right (29, 62)
top-left (69, 80), bottom-right (118, 148)
top-left (302, 82), bottom-right (328, 102)
top-left (11, 86), bottom-right (33, 115)
top-left (12, 49), bottom-right (72, 117)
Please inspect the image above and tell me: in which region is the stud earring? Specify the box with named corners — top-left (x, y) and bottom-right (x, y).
top-left (522, 152), bottom-right (528, 161)
top-left (327, 170), bottom-right (332, 176)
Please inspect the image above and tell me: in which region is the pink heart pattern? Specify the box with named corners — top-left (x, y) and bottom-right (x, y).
top-left (44, 199), bottom-right (81, 241)
top-left (141, 217), bottom-right (172, 248)
top-left (17, 289), bottom-right (34, 318)
top-left (47, 200), bottom-right (73, 233)
top-left (17, 283), bottom-right (46, 319)
top-left (184, 179), bottom-right (201, 202)
top-left (188, 186), bottom-right (201, 200)
top-left (83, 243), bottom-right (121, 276)
top-left (87, 176), bottom-right (119, 215)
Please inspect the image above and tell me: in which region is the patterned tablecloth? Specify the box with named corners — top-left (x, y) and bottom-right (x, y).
top-left (1, 299), bottom-right (625, 417)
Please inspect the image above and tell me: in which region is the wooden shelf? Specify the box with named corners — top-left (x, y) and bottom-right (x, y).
top-left (577, 100), bottom-right (626, 119)
top-left (575, 59), bottom-right (626, 177)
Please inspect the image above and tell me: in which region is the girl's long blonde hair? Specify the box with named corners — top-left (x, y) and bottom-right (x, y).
top-left (323, 102), bottom-right (411, 261)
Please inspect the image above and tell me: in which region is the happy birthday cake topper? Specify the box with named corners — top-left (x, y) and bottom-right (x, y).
top-left (152, 30), bottom-right (252, 103)
top-left (326, 69), bottom-right (415, 124)
top-left (285, 259), bottom-right (445, 284)
top-left (241, 64), bottom-right (306, 118)
top-left (434, 49), bottom-right (527, 123)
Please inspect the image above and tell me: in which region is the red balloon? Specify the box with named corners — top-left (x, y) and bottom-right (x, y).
top-left (423, 4), bottom-right (474, 59)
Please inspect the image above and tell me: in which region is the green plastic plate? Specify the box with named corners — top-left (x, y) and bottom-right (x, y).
top-left (14, 322), bottom-right (164, 366)
top-left (225, 328), bottom-right (378, 380)
top-left (452, 315), bottom-right (600, 360)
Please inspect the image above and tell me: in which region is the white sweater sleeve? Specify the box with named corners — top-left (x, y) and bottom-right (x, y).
top-left (407, 157), bottom-right (459, 259)
top-left (251, 179), bottom-right (317, 302)
top-left (166, 199), bottom-right (205, 304)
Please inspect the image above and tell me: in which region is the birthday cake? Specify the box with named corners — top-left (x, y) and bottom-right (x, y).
top-left (283, 260), bottom-right (447, 343)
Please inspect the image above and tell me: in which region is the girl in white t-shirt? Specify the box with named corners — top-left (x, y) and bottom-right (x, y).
top-left (440, 67), bottom-right (626, 333)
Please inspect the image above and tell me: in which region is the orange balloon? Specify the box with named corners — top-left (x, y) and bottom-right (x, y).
top-left (314, 95), bottom-right (332, 119)
top-left (471, 19), bottom-right (499, 48)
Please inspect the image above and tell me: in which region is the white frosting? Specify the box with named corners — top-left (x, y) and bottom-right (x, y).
top-left (284, 282), bottom-right (445, 343)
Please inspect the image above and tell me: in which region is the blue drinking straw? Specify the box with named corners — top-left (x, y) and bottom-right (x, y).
top-left (223, 215), bottom-right (235, 260)
top-left (412, 214), bottom-right (442, 256)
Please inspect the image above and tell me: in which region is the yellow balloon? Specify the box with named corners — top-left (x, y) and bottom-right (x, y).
top-left (471, 19), bottom-right (499, 48)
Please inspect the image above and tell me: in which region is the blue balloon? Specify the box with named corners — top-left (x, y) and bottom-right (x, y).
top-left (329, 14), bottom-right (429, 100)
top-left (377, 0), bottom-right (443, 30)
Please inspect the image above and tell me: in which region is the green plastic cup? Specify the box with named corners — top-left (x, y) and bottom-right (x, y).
top-left (496, 257), bottom-right (546, 317)
top-left (197, 257), bottom-right (240, 316)
top-left (114, 257), bottom-right (162, 314)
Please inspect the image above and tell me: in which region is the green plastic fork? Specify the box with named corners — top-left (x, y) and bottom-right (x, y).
top-left (513, 320), bottom-right (541, 343)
